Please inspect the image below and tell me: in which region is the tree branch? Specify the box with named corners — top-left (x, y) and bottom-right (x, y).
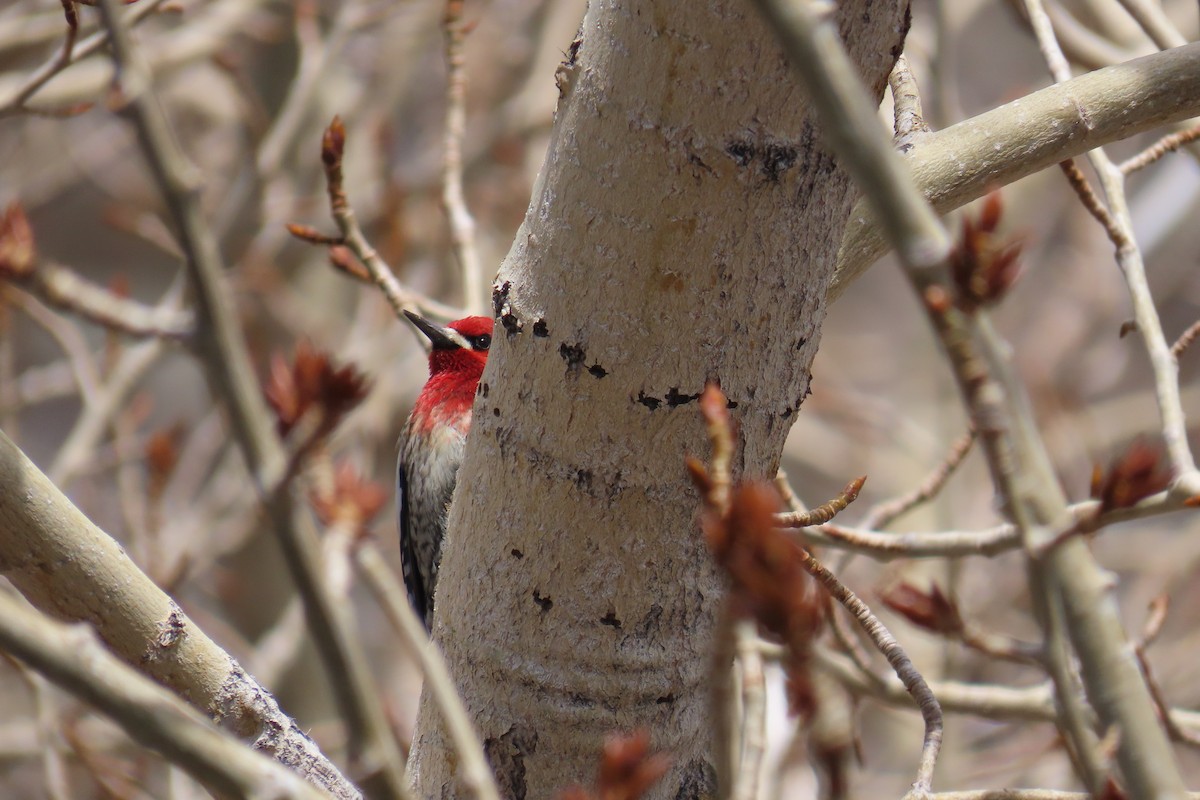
top-left (830, 41), bottom-right (1200, 300)
top-left (0, 429), bottom-right (360, 799)
top-left (0, 590), bottom-right (328, 800)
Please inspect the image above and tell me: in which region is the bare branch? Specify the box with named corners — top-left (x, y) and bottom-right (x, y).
top-left (831, 42), bottom-right (1200, 299)
top-left (93, 2), bottom-right (410, 795)
top-left (441, 0), bottom-right (486, 314)
top-left (0, 590), bottom-right (328, 800)
top-left (356, 544), bottom-right (501, 800)
top-left (753, 1), bottom-right (1192, 796)
top-left (0, 429), bottom-right (361, 798)
top-left (1120, 125), bottom-right (1200, 174)
top-left (800, 552), bottom-right (942, 797)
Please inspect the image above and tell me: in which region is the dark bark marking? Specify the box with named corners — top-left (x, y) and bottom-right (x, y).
top-left (633, 603), bottom-right (664, 638)
top-left (484, 725), bottom-right (538, 800)
top-left (587, 363), bottom-right (608, 378)
top-left (510, 548), bottom-right (524, 559)
top-left (146, 603), bottom-right (185, 660)
top-left (500, 310), bottom-right (523, 336)
top-left (600, 610), bottom-right (622, 630)
top-left (674, 759), bottom-right (717, 800)
top-left (725, 136), bottom-right (803, 182)
top-left (532, 590), bottom-right (553, 612)
top-left (762, 142), bottom-right (798, 182)
top-left (559, 342), bottom-right (586, 371)
top-left (532, 319), bottom-right (549, 338)
top-left (664, 387), bottom-right (701, 407)
top-left (636, 391), bottom-right (661, 411)
top-left (725, 139), bottom-right (755, 167)
top-left (492, 280), bottom-right (512, 318)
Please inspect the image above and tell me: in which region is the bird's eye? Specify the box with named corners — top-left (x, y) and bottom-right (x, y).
top-left (474, 334), bottom-right (491, 351)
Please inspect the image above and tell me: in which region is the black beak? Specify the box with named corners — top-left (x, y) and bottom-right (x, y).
top-left (404, 310), bottom-right (461, 350)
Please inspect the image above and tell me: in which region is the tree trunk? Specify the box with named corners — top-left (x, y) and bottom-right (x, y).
top-left (411, 2), bottom-right (909, 797)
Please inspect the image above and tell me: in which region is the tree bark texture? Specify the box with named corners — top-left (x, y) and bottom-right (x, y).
top-left (411, 2), bottom-right (909, 797)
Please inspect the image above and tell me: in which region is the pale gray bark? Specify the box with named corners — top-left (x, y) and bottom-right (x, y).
top-left (0, 430), bottom-right (361, 800)
top-left (410, 2), bottom-right (909, 797)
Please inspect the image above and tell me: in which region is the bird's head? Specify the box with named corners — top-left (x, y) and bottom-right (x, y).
top-left (404, 311), bottom-right (492, 384)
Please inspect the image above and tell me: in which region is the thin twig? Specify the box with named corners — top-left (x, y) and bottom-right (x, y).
top-left (13, 666), bottom-right (72, 800)
top-left (442, 0), bottom-right (486, 313)
top-left (1038, 579), bottom-right (1106, 792)
top-left (318, 117), bottom-right (464, 322)
top-left (800, 552), bottom-right (942, 797)
top-left (256, 1), bottom-right (358, 180)
top-left (1135, 648), bottom-right (1200, 749)
top-left (1120, 125), bottom-right (1200, 174)
top-left (889, 53), bottom-right (930, 151)
top-left (860, 427), bottom-right (975, 530)
top-left (48, 336), bottom-right (167, 487)
top-left (1057, 159), bottom-right (1123, 244)
top-left (6, 287), bottom-right (101, 400)
top-left (1139, 594), bottom-right (1169, 649)
top-left (785, 476), bottom-right (865, 527)
top-left (0, 0), bottom-right (172, 115)
top-left (4, 0), bottom-right (80, 115)
top-left (356, 543), bottom-right (501, 800)
top-left (1112, 0), bottom-right (1187, 50)
top-left (732, 619), bottom-right (768, 800)
top-left (752, 2), bottom-right (1191, 797)
top-left (1029, 0), bottom-right (1198, 492)
top-left (6, 258), bottom-right (193, 339)
top-left (787, 487), bottom-right (1192, 560)
top-left (827, 600), bottom-right (885, 687)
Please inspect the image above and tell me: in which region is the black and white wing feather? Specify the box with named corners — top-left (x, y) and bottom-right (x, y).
top-left (397, 455), bottom-right (432, 630)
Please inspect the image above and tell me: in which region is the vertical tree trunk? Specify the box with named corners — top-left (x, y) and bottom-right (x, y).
top-left (411, 2), bottom-right (909, 797)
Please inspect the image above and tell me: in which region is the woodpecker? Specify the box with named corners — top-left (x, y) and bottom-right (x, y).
top-left (398, 310), bottom-right (493, 630)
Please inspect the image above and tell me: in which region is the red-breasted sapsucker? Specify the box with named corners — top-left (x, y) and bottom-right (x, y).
top-left (397, 310), bottom-right (493, 630)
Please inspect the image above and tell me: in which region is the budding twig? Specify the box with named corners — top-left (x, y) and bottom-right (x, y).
top-left (692, 383), bottom-right (940, 796)
top-left (1030, 1), bottom-right (1198, 491)
top-left (786, 476), bottom-right (866, 527)
top-left (290, 116), bottom-right (462, 323)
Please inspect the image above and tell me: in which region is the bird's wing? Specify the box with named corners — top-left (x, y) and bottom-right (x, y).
top-left (397, 455), bottom-right (431, 630)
